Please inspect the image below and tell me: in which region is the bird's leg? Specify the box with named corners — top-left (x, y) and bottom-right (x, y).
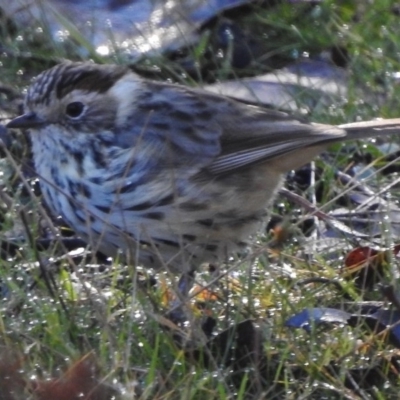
top-left (177, 270), bottom-right (196, 297)
top-left (167, 270), bottom-right (196, 323)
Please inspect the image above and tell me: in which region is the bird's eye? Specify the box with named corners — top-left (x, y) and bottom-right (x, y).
top-left (65, 102), bottom-right (85, 118)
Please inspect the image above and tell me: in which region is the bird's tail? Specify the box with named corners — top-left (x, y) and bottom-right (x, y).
top-left (339, 118), bottom-right (400, 140)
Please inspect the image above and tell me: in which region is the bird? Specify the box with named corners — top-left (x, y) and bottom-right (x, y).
top-left (6, 61), bottom-right (400, 278)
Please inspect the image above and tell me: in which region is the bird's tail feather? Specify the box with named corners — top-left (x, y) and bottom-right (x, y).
top-left (339, 118), bottom-right (400, 140)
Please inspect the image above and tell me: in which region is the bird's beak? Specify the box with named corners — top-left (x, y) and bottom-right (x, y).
top-left (7, 112), bottom-right (47, 129)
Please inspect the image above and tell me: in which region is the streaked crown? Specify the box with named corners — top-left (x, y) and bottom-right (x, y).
top-left (26, 62), bottom-right (129, 107)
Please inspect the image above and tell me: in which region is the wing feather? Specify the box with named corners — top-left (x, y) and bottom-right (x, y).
top-left (124, 80), bottom-right (345, 175)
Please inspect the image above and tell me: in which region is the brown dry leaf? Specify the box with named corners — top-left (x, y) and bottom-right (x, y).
top-left (30, 353), bottom-right (116, 400)
top-left (0, 349), bottom-right (26, 400)
top-left (191, 284), bottom-right (219, 302)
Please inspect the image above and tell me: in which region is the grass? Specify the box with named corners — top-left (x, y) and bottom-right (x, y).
top-left (2, 1), bottom-right (400, 399)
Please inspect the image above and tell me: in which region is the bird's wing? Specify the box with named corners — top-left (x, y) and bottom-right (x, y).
top-left (209, 105), bottom-right (345, 174)
top-left (204, 87), bottom-right (349, 173)
top-left (117, 81), bottom-right (345, 174)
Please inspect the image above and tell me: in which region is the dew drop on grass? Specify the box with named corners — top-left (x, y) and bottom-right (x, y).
top-left (55, 30), bottom-right (70, 42)
top-left (97, 45), bottom-right (110, 56)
